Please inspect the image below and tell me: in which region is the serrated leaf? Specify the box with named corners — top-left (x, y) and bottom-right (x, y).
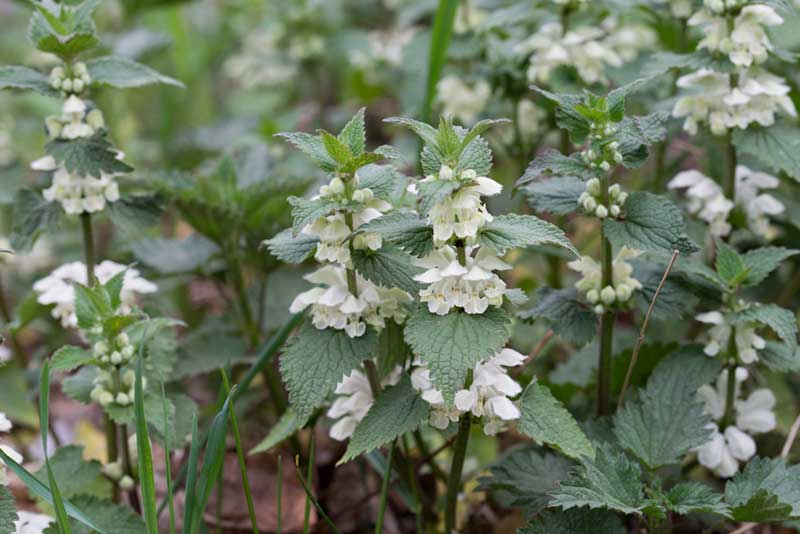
top-left (613, 351), bottom-right (720, 469)
top-left (35, 32), bottom-right (99, 60)
top-left (478, 213), bottom-right (578, 256)
top-left (732, 125), bottom-right (800, 182)
top-left (86, 56), bottom-right (183, 88)
top-left (384, 117), bottom-right (439, 147)
top-left (404, 307), bottom-right (512, 402)
top-left (171, 322), bottom-right (248, 380)
top-left (280, 321), bottom-right (378, 424)
top-left (357, 164), bottom-right (405, 201)
top-left (51, 346), bottom-right (93, 373)
top-left (10, 188), bottom-right (62, 251)
top-left (617, 112), bottom-right (667, 169)
top-left (358, 211), bottom-right (433, 257)
top-left (62, 366), bottom-right (97, 403)
top-left (125, 317), bottom-right (182, 381)
top-left (518, 287), bottom-right (596, 346)
top-left (519, 508), bottom-right (626, 534)
top-left (524, 175), bottom-right (585, 215)
top-left (417, 179), bottom-right (459, 215)
top-left (352, 244), bottom-right (421, 294)
top-left (725, 457), bottom-right (800, 521)
top-left (741, 247), bottom-right (798, 287)
top-left (549, 443), bottom-right (650, 515)
top-left (0, 66), bottom-right (58, 96)
top-left (131, 234), bottom-right (220, 274)
top-left (518, 381), bottom-right (594, 460)
top-left (603, 192), bottom-right (698, 254)
top-left (43, 494), bottom-right (145, 534)
top-left (516, 149), bottom-right (595, 188)
top-left (276, 132), bottom-right (337, 171)
top-left (73, 283), bottom-right (112, 329)
top-left (457, 134), bottom-right (493, 175)
top-left (339, 375), bottom-right (428, 464)
top-left (0, 486), bottom-right (17, 534)
top-left (476, 446), bottom-right (573, 517)
top-left (338, 108), bottom-right (366, 157)
top-left (263, 228), bottom-right (318, 264)
top-left (734, 304), bottom-right (798, 353)
top-left (715, 240), bottom-right (747, 285)
top-left (33, 445), bottom-right (110, 500)
top-left (534, 88), bottom-right (591, 144)
top-left (45, 131), bottom-right (132, 178)
top-left (250, 409), bottom-right (301, 455)
top-left (459, 118), bottom-right (509, 151)
top-left (633, 261), bottom-right (698, 320)
top-left (760, 340), bottom-right (800, 372)
top-left (665, 482), bottom-right (731, 518)
top-left (320, 131), bottom-right (353, 164)
top-left (287, 196), bottom-right (337, 236)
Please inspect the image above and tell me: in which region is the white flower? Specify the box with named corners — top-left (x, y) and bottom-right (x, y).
top-left (695, 367), bottom-right (776, 477)
top-left (414, 245), bottom-right (510, 315)
top-left (690, 4), bottom-right (782, 67)
top-left (696, 310), bottom-right (766, 363)
top-left (352, 27), bottom-right (416, 68)
top-left (290, 265), bottom-right (410, 337)
top-left (327, 366), bottom-right (402, 441)
top-left (436, 76), bottom-right (491, 125)
top-left (669, 169), bottom-right (734, 237)
top-left (0, 413), bottom-right (22, 486)
top-left (14, 511), bottom-right (54, 534)
top-left (412, 349), bottom-right (525, 435)
top-left (454, 1), bottom-right (487, 34)
top-left (735, 165), bottom-right (784, 240)
top-left (33, 261), bottom-right (157, 328)
top-left (568, 247), bottom-right (642, 313)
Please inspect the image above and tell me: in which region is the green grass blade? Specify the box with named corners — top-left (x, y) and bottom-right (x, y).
top-left (375, 441), bottom-right (396, 534)
top-left (220, 369), bottom-right (258, 534)
top-left (422, 0), bottom-right (459, 122)
top-left (181, 413), bottom-right (201, 534)
top-left (39, 361), bottom-right (71, 534)
top-left (302, 435), bottom-right (315, 533)
top-left (236, 313), bottom-right (302, 400)
top-left (135, 345), bottom-right (158, 534)
top-left (294, 444), bottom-right (340, 534)
top-left (160, 383), bottom-right (176, 534)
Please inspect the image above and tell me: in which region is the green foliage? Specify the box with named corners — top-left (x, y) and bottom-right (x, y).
top-left (42, 495), bottom-right (146, 534)
top-left (516, 150), bottom-right (595, 188)
top-left (725, 457), bottom-right (800, 521)
top-left (603, 192), bottom-right (698, 254)
top-left (86, 56), bottom-right (183, 89)
top-left (0, 487), bottom-right (17, 534)
top-left (733, 125), bottom-right (800, 182)
top-left (33, 446), bottom-right (110, 500)
top-left (665, 482), bottom-right (731, 518)
top-left (519, 508), bottom-right (626, 534)
top-left (250, 409), bottom-right (302, 454)
top-left (131, 234), bottom-right (220, 274)
top-left (519, 287), bottom-right (596, 346)
top-left (523, 175), bottom-right (586, 215)
top-left (734, 304), bottom-right (798, 353)
top-left (404, 306), bottom-right (512, 402)
top-left (28, 0), bottom-right (102, 60)
top-left (517, 381), bottom-right (595, 460)
top-left (10, 188), bottom-right (62, 251)
top-left (280, 321), bottom-right (379, 423)
top-left (45, 131), bottom-right (133, 178)
top-left (0, 66), bottom-right (58, 96)
top-left (50, 346), bottom-right (93, 373)
top-left (741, 247), bottom-right (799, 287)
top-left (357, 211), bottom-right (434, 257)
top-left (339, 375), bottom-right (429, 463)
top-left (352, 244), bottom-right (421, 294)
top-left (633, 261), bottom-right (699, 320)
top-left (477, 214), bottom-right (579, 256)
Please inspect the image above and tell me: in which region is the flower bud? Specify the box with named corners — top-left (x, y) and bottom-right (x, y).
top-left (599, 161), bottom-right (611, 172)
top-left (594, 304), bottom-right (605, 315)
top-left (119, 475), bottom-right (134, 490)
top-left (617, 192), bottom-right (628, 206)
top-left (103, 461), bottom-right (123, 480)
top-left (110, 352), bottom-right (122, 365)
top-left (615, 283), bottom-right (632, 302)
top-left (439, 165), bottom-right (455, 181)
top-left (72, 79), bottom-right (84, 93)
top-left (609, 204), bottom-right (621, 218)
top-left (94, 341), bottom-right (109, 355)
top-left (595, 205), bottom-right (608, 219)
top-left (586, 289), bottom-right (600, 304)
top-left (582, 196), bottom-right (597, 212)
top-left (98, 391), bottom-right (114, 406)
top-left (116, 333), bottom-right (130, 347)
top-left (121, 345), bottom-right (134, 359)
top-left (115, 393), bottom-right (130, 405)
top-left (328, 177), bottom-right (345, 195)
top-left (61, 78), bottom-right (73, 92)
top-left (352, 189), bottom-right (366, 203)
top-left (73, 62), bottom-right (88, 76)
top-left (586, 178), bottom-right (601, 196)
top-left (600, 285), bottom-right (616, 305)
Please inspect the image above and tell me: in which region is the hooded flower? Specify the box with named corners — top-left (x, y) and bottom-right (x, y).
top-left (736, 165), bottom-right (784, 240)
top-left (568, 246), bottom-right (642, 314)
top-left (0, 412), bottom-right (23, 487)
top-left (696, 310), bottom-right (767, 364)
top-left (436, 76), bottom-right (491, 125)
top-left (669, 170), bottom-right (734, 237)
top-left (33, 261), bottom-right (157, 328)
top-left (327, 366), bottom-right (402, 441)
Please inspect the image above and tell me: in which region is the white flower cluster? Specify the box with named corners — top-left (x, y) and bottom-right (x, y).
top-left (290, 265), bottom-right (410, 338)
top-left (302, 174), bottom-right (391, 267)
top-left (436, 76), bottom-right (491, 125)
top-left (90, 368), bottom-right (140, 407)
top-left (411, 348), bottom-right (525, 435)
top-left (49, 62), bottom-right (92, 95)
top-left (93, 333), bottom-right (135, 367)
top-left (516, 19), bottom-right (655, 85)
top-left (224, 27), bottom-right (298, 89)
top-left (695, 367), bottom-right (776, 477)
top-left (578, 178), bottom-right (627, 219)
top-left (102, 458), bottom-right (135, 491)
top-left (454, 1), bottom-right (487, 34)
top-left (14, 511), bottom-right (54, 534)
top-left (691, 4), bottom-right (782, 68)
top-left (327, 366), bottom-right (401, 441)
top-left (696, 310), bottom-right (767, 364)
top-left (33, 261), bottom-right (157, 329)
top-left (673, 69), bottom-right (796, 136)
top-left (666, 0), bottom-right (693, 18)
top-left (44, 95), bottom-right (104, 140)
top-left (569, 247), bottom-right (642, 315)
top-left (350, 28), bottom-right (416, 69)
top-left (414, 245), bottom-right (510, 315)
top-left (0, 412), bottom-right (23, 487)
top-left (422, 165), bottom-right (501, 246)
top-left (669, 166), bottom-right (784, 239)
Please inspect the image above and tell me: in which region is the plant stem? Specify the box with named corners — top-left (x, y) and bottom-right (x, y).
top-left (80, 212), bottom-right (95, 285)
top-left (220, 370), bottom-right (259, 534)
top-left (363, 359), bottom-right (382, 397)
top-left (120, 423), bottom-right (141, 513)
top-left (444, 412), bottom-right (471, 533)
top-left (724, 129), bottom-right (738, 200)
top-left (597, 175), bottom-right (615, 416)
top-left (375, 441), bottom-right (396, 534)
top-left (721, 349), bottom-right (738, 429)
top-left (105, 416), bottom-right (119, 502)
top-left (303, 434), bottom-right (315, 534)
top-left (403, 435), bottom-right (425, 534)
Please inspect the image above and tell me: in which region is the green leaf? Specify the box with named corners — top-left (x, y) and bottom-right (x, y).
top-left (459, 119), bottom-right (510, 151)
top-left (517, 381), bottom-right (595, 460)
top-left (339, 375), bottom-right (429, 464)
top-left (352, 244), bottom-right (421, 294)
top-left (715, 240), bottom-right (748, 286)
top-left (633, 261), bottom-right (699, 320)
top-left (288, 196), bottom-right (338, 236)
top-left (34, 32), bottom-right (99, 60)
top-left (276, 132), bottom-right (337, 171)
top-left (549, 443), bottom-right (651, 515)
top-left (456, 134), bottom-right (493, 176)
top-left (616, 112), bottom-right (667, 168)
top-left (478, 213), bottom-right (578, 257)
top-left (10, 188), bottom-right (62, 251)
top-left (338, 108), bottom-right (366, 157)
top-left (741, 247), bottom-right (799, 287)
top-left (732, 125), bottom-right (800, 182)
top-left (0, 66), bottom-right (58, 96)
top-left (250, 409), bottom-right (302, 455)
top-left (263, 228), bottom-right (318, 264)
top-left (519, 287), bottom-right (596, 346)
top-left (0, 364), bottom-right (37, 427)
top-left (73, 283), bottom-right (112, 330)
top-left (45, 131), bottom-right (133, 178)
top-left (43, 495), bottom-right (146, 534)
top-left (417, 179), bottom-right (459, 215)
top-left (357, 164), bottom-right (405, 202)
top-left (760, 341), bottom-right (800, 372)
top-left (613, 351), bottom-right (720, 469)
top-left (319, 131), bottom-right (353, 164)
top-left (358, 211), bottom-right (433, 258)
top-left (422, 0), bottom-right (459, 122)
top-left (86, 55), bottom-right (183, 88)
top-left (0, 487), bottom-right (17, 534)
top-left (476, 445), bottom-right (573, 517)
top-left (51, 346), bottom-right (93, 373)
top-left (516, 149), bottom-right (595, 188)
top-left (519, 509), bottom-right (626, 534)
top-left (404, 307), bottom-right (512, 401)
top-left (280, 321), bottom-right (379, 424)
top-left (603, 192), bottom-right (698, 254)
top-left (734, 304), bottom-right (797, 353)
top-left (126, 317), bottom-right (183, 382)
top-left (171, 322), bottom-right (248, 380)
top-left (33, 445), bottom-right (110, 500)
top-left (135, 347), bottom-right (158, 534)
top-left (131, 234), bottom-right (220, 274)
top-left (383, 117), bottom-right (439, 147)
top-left (665, 482), bottom-right (731, 518)
top-left (61, 366), bottom-right (97, 404)
top-left (534, 89), bottom-right (591, 144)
top-left (725, 457), bottom-right (800, 521)
top-left (524, 175), bottom-right (585, 216)
top-left (39, 362), bottom-right (71, 534)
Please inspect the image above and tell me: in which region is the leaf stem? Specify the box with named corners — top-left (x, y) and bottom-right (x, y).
top-left (597, 174), bottom-right (614, 416)
top-left (375, 440), bottom-right (396, 534)
top-left (120, 423), bottom-right (141, 513)
top-left (721, 359), bottom-right (738, 429)
top-left (444, 412), bottom-right (471, 533)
